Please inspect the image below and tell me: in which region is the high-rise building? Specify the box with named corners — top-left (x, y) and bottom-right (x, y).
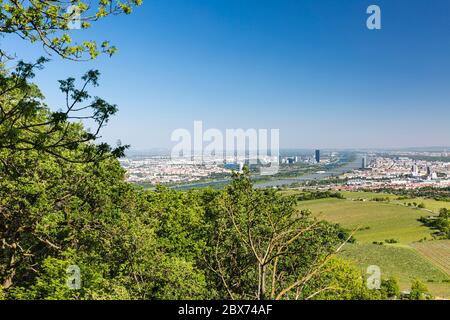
top-left (411, 163), bottom-right (418, 176)
top-left (315, 150), bottom-right (320, 163)
top-left (361, 156), bottom-right (367, 169)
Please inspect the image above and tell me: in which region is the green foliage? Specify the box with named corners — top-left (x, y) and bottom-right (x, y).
top-left (419, 210), bottom-right (450, 239)
top-left (439, 208), bottom-right (449, 218)
top-left (0, 65), bottom-right (205, 299)
top-left (304, 257), bottom-right (381, 300)
top-left (203, 168), bottom-right (359, 300)
top-left (0, 0), bottom-right (142, 60)
top-left (372, 187), bottom-right (450, 202)
top-left (409, 279), bottom-right (432, 300)
top-left (380, 277), bottom-right (400, 299)
top-left (0, 60), bottom-right (127, 162)
top-left (297, 190), bottom-right (345, 201)
top-left (372, 197), bottom-right (390, 202)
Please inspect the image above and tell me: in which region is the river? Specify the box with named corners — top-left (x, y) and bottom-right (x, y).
top-left (173, 156), bottom-right (363, 190)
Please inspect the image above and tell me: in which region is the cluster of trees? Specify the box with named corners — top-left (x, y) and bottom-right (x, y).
top-left (0, 61), bottom-right (393, 299)
top-left (296, 190), bottom-right (345, 202)
top-left (419, 208), bottom-right (450, 239)
top-left (371, 187), bottom-right (450, 202)
top-left (288, 178), bottom-right (349, 189)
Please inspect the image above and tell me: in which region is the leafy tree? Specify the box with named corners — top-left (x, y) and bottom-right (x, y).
top-left (1, 139), bottom-right (212, 299)
top-left (439, 208), bottom-right (449, 218)
top-left (380, 277), bottom-right (400, 299)
top-left (303, 257), bottom-right (382, 300)
top-left (204, 167), bottom-right (356, 300)
top-left (0, 0), bottom-right (142, 61)
top-left (1, 121), bottom-right (211, 299)
top-left (0, 59), bottom-right (127, 162)
top-left (409, 279), bottom-right (432, 300)
top-left (419, 209), bottom-right (450, 239)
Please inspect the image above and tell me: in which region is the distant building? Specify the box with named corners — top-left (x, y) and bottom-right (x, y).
top-left (224, 163), bottom-right (242, 172)
top-left (361, 156), bottom-right (367, 169)
top-left (411, 163), bottom-right (418, 177)
top-left (315, 150), bottom-right (320, 163)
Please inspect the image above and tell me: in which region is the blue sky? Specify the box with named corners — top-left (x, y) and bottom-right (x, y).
top-left (2, 0), bottom-right (450, 150)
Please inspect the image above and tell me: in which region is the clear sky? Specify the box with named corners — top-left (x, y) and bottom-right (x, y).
top-left (2, 0), bottom-right (450, 150)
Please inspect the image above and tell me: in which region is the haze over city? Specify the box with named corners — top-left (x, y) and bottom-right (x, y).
top-left (2, 0), bottom-right (450, 150)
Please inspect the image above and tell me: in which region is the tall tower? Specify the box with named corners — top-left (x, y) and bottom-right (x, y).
top-left (315, 150), bottom-right (320, 163)
top-left (362, 156), bottom-right (367, 169)
top-left (411, 163), bottom-right (418, 176)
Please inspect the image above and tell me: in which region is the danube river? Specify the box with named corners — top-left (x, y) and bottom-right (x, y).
top-left (174, 155), bottom-right (363, 190)
top-left (254, 156), bottom-right (363, 188)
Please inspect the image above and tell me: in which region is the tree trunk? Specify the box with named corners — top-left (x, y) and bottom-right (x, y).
top-left (258, 264), bottom-right (266, 300)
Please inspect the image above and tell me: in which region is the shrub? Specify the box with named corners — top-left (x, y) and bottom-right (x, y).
top-left (380, 277), bottom-right (400, 299)
top-left (409, 279), bottom-right (432, 300)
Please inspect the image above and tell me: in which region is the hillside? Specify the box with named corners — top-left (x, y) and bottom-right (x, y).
top-left (286, 190), bottom-right (450, 298)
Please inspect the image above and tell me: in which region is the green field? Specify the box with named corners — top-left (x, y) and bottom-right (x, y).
top-left (413, 241), bottom-right (450, 276)
top-left (340, 191), bottom-right (450, 214)
top-left (287, 190), bottom-right (450, 298)
top-left (340, 243), bottom-right (450, 297)
top-left (297, 198), bottom-right (434, 244)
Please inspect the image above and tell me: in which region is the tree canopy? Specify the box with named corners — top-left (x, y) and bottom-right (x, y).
top-left (0, 59), bottom-right (127, 163)
top-left (1, 0), bottom-right (142, 61)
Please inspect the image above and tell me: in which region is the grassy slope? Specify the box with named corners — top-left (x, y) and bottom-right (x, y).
top-left (341, 243), bottom-right (450, 298)
top-left (286, 191), bottom-right (450, 297)
top-left (297, 198), bottom-right (433, 243)
top-left (340, 191), bottom-right (450, 213)
top-left (413, 240), bottom-right (450, 276)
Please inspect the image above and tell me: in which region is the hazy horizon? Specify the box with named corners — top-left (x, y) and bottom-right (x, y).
top-left (3, 0), bottom-right (450, 150)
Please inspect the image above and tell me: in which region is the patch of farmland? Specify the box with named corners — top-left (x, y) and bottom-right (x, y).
top-left (296, 198), bottom-right (434, 244)
top-left (413, 240), bottom-right (450, 276)
top-left (340, 243), bottom-right (450, 298)
top-left (340, 191), bottom-right (450, 214)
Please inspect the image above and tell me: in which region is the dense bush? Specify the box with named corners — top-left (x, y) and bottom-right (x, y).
top-left (418, 208), bottom-right (450, 239)
top-left (297, 191), bottom-right (345, 201)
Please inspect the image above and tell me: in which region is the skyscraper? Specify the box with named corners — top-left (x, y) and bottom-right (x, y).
top-left (411, 163), bottom-right (418, 177)
top-left (315, 150), bottom-right (320, 163)
top-left (361, 156), bottom-right (367, 169)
